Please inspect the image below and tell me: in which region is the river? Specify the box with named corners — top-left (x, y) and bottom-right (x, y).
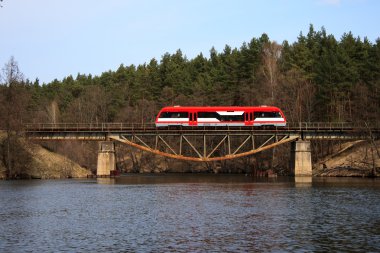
top-left (1, 175), bottom-right (380, 252)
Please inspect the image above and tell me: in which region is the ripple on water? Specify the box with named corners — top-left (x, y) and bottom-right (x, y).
top-left (0, 176), bottom-right (380, 252)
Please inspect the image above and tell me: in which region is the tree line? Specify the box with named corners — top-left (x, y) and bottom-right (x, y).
top-left (1, 25), bottom-right (379, 177)
top-left (2, 25), bottom-right (380, 127)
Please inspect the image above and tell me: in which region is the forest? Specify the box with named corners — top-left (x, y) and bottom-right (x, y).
top-left (1, 25), bottom-right (380, 177)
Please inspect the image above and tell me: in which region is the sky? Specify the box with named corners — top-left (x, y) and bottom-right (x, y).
top-left (0, 0), bottom-right (379, 84)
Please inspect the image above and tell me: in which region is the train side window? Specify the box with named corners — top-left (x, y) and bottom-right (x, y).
top-left (159, 112), bottom-right (169, 118)
top-left (159, 112), bottom-right (188, 118)
top-left (179, 112), bottom-right (189, 118)
top-left (253, 111), bottom-right (282, 119)
top-left (220, 115), bottom-right (244, 122)
top-left (198, 112), bottom-right (218, 118)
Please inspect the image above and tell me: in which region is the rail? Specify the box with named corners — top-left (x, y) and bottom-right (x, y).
top-left (288, 122), bottom-right (380, 130)
top-left (24, 123), bottom-right (155, 132)
top-left (24, 122), bottom-right (380, 132)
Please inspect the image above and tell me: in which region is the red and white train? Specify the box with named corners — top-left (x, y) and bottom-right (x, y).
top-left (155, 106), bottom-right (286, 127)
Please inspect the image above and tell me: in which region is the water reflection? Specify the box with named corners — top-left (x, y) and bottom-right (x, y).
top-left (295, 176), bottom-right (312, 187)
top-left (113, 173), bottom-right (287, 185)
top-left (96, 178), bottom-right (115, 185)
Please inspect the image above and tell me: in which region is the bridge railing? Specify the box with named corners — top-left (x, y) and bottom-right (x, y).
top-left (25, 122), bottom-right (380, 132)
top-left (286, 122), bottom-right (379, 130)
top-left (24, 123), bottom-right (157, 131)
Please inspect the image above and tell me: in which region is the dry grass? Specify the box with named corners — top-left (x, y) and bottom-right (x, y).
top-left (315, 140), bottom-right (380, 177)
top-left (0, 131), bottom-right (92, 179)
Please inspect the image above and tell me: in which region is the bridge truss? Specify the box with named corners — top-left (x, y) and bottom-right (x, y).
top-left (109, 132), bottom-right (299, 162)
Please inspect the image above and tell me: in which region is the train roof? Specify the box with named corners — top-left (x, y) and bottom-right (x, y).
top-left (159, 106), bottom-right (283, 111)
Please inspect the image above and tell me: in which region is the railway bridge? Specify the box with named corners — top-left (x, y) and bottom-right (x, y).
top-left (25, 122), bottom-right (380, 177)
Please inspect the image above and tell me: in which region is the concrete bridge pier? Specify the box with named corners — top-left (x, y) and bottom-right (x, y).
top-left (290, 140), bottom-right (312, 177)
top-left (97, 141), bottom-right (116, 177)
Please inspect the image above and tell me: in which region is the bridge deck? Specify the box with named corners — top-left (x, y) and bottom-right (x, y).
top-left (25, 122), bottom-right (379, 131)
top-left (24, 122), bottom-right (379, 140)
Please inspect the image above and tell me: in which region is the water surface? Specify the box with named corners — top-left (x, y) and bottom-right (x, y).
top-left (1, 175), bottom-right (380, 252)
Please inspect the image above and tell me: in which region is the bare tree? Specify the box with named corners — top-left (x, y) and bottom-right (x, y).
top-left (64, 85), bottom-right (108, 123)
top-left (0, 56), bottom-right (31, 178)
top-left (278, 68), bottom-right (316, 123)
top-left (261, 41), bottom-right (282, 104)
top-left (46, 100), bottom-right (60, 124)
top-left (1, 56), bottom-right (24, 86)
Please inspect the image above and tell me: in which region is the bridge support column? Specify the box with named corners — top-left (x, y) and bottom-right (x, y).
top-left (97, 141), bottom-right (115, 177)
top-left (290, 140), bottom-right (312, 177)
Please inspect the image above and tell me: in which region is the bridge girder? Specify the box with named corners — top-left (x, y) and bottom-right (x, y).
top-left (109, 133), bottom-right (299, 162)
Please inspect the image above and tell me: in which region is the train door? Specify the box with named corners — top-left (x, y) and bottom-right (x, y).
top-left (189, 112), bottom-right (197, 126)
top-left (244, 111), bottom-right (254, 126)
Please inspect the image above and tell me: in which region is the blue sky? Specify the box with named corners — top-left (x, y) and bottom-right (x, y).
top-left (0, 0), bottom-right (379, 84)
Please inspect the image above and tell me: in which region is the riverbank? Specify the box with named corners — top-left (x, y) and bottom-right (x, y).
top-left (314, 140), bottom-right (380, 177)
top-left (0, 132), bottom-right (92, 179)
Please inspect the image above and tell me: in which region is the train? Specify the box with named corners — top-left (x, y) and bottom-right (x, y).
top-left (155, 106), bottom-right (286, 127)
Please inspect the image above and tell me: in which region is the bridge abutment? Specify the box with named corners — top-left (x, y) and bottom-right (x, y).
top-left (290, 140), bottom-right (312, 177)
top-left (97, 141), bottom-right (115, 177)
